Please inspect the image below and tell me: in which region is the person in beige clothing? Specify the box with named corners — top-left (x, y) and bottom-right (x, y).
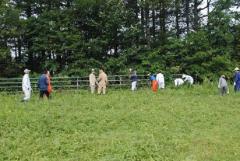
top-left (89, 69), bottom-right (97, 94)
top-left (97, 69), bottom-right (108, 94)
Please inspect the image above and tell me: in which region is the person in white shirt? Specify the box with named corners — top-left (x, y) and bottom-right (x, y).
top-left (22, 69), bottom-right (31, 101)
top-left (174, 78), bottom-right (184, 87)
top-left (182, 74), bottom-right (194, 85)
top-left (156, 71), bottom-right (165, 89)
top-left (89, 69), bottom-right (97, 94)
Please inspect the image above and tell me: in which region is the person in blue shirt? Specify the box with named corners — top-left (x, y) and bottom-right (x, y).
top-left (149, 74), bottom-right (156, 81)
top-left (38, 70), bottom-right (50, 99)
top-left (130, 70), bottom-right (138, 91)
top-left (234, 67), bottom-right (240, 92)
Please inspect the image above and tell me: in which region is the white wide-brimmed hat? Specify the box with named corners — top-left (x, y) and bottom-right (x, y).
top-left (24, 69), bottom-right (31, 74)
top-left (234, 67), bottom-right (239, 71)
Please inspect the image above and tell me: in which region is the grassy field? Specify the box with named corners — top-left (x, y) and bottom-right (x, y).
top-left (0, 85), bottom-right (240, 161)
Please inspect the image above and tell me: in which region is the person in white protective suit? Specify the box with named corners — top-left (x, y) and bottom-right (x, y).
top-left (156, 71), bottom-right (165, 89)
top-left (174, 78), bottom-right (184, 87)
top-left (22, 69), bottom-right (31, 101)
top-left (182, 74), bottom-right (194, 85)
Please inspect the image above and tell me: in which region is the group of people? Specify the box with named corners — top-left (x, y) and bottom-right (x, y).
top-left (21, 66), bottom-right (240, 101)
top-left (218, 67), bottom-right (240, 96)
top-left (148, 72), bottom-right (194, 92)
top-left (89, 68), bottom-right (108, 94)
top-left (129, 69), bottom-right (194, 92)
top-left (22, 69), bottom-right (52, 102)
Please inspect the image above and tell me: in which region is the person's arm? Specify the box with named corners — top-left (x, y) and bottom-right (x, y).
top-left (45, 77), bottom-right (49, 86)
top-left (106, 75), bottom-right (108, 85)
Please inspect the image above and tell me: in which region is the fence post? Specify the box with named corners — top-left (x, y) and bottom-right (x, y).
top-left (119, 76), bottom-right (122, 86)
top-left (77, 77), bottom-right (79, 90)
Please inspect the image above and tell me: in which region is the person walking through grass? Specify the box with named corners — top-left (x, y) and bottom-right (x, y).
top-left (46, 71), bottom-right (53, 98)
top-left (156, 71), bottom-right (165, 89)
top-left (130, 70), bottom-right (138, 91)
top-left (233, 67), bottom-right (240, 92)
top-left (38, 70), bottom-right (50, 99)
top-left (22, 69), bottom-right (31, 102)
top-left (97, 69), bottom-right (108, 95)
top-left (89, 69), bottom-right (97, 94)
top-left (149, 73), bottom-right (158, 92)
top-left (218, 75), bottom-right (228, 96)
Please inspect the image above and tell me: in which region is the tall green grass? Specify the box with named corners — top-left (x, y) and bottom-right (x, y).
top-left (0, 85), bottom-right (240, 161)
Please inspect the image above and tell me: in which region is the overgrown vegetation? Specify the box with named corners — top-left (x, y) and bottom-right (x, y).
top-left (0, 86), bottom-right (240, 160)
top-left (0, 0), bottom-right (239, 81)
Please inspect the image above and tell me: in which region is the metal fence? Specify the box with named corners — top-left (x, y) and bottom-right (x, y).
top-left (0, 75), bottom-right (150, 92)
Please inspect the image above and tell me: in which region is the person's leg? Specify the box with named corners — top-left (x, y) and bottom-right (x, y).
top-left (220, 87), bottom-right (224, 96)
top-left (45, 91), bottom-right (50, 99)
top-left (23, 89), bottom-right (30, 101)
top-left (103, 85), bottom-right (106, 94)
top-left (91, 85), bottom-right (95, 94)
top-left (39, 91), bottom-right (44, 98)
top-left (133, 81), bottom-right (137, 90)
top-left (98, 84), bottom-right (102, 94)
top-left (131, 82), bottom-right (134, 91)
top-left (159, 82), bottom-right (163, 89)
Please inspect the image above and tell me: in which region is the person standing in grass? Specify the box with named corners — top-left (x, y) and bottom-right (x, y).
top-left (22, 69), bottom-right (31, 102)
top-left (156, 71), bottom-right (165, 89)
top-left (233, 67), bottom-right (240, 92)
top-left (89, 69), bottom-right (97, 94)
top-left (46, 71), bottom-right (53, 98)
top-left (97, 69), bottom-right (108, 95)
top-left (38, 70), bottom-right (50, 99)
top-left (149, 73), bottom-right (158, 92)
top-left (218, 75), bottom-right (228, 96)
top-left (130, 70), bottom-right (138, 91)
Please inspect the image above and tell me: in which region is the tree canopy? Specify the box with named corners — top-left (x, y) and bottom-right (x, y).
top-left (0, 0), bottom-right (239, 80)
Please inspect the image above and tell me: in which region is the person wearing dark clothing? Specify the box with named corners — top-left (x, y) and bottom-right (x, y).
top-left (38, 71), bottom-right (49, 99)
top-left (234, 67), bottom-right (240, 92)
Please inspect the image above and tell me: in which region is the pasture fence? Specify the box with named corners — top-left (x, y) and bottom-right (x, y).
top-left (0, 75), bottom-right (151, 92)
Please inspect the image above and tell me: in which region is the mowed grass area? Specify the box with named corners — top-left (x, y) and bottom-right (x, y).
top-left (0, 85), bottom-right (240, 161)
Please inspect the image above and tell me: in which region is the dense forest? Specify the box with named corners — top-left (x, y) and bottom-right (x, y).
top-left (0, 0), bottom-right (239, 81)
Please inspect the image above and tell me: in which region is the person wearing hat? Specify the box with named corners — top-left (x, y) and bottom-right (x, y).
top-left (233, 67), bottom-right (240, 92)
top-left (22, 69), bottom-right (31, 101)
top-left (89, 69), bottom-right (97, 94)
top-left (97, 69), bottom-right (108, 94)
top-left (218, 75), bottom-right (228, 96)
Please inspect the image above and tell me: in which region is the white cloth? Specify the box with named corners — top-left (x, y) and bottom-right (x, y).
top-left (174, 78), bottom-right (184, 87)
top-left (22, 74), bottom-right (31, 100)
top-left (131, 81), bottom-right (137, 91)
top-left (156, 73), bottom-right (165, 89)
top-left (182, 74), bottom-right (194, 85)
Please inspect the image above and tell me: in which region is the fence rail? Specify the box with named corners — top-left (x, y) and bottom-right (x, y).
top-left (0, 75), bottom-right (151, 92)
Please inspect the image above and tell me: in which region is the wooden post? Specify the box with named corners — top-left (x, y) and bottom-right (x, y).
top-left (77, 77), bottom-right (79, 90)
